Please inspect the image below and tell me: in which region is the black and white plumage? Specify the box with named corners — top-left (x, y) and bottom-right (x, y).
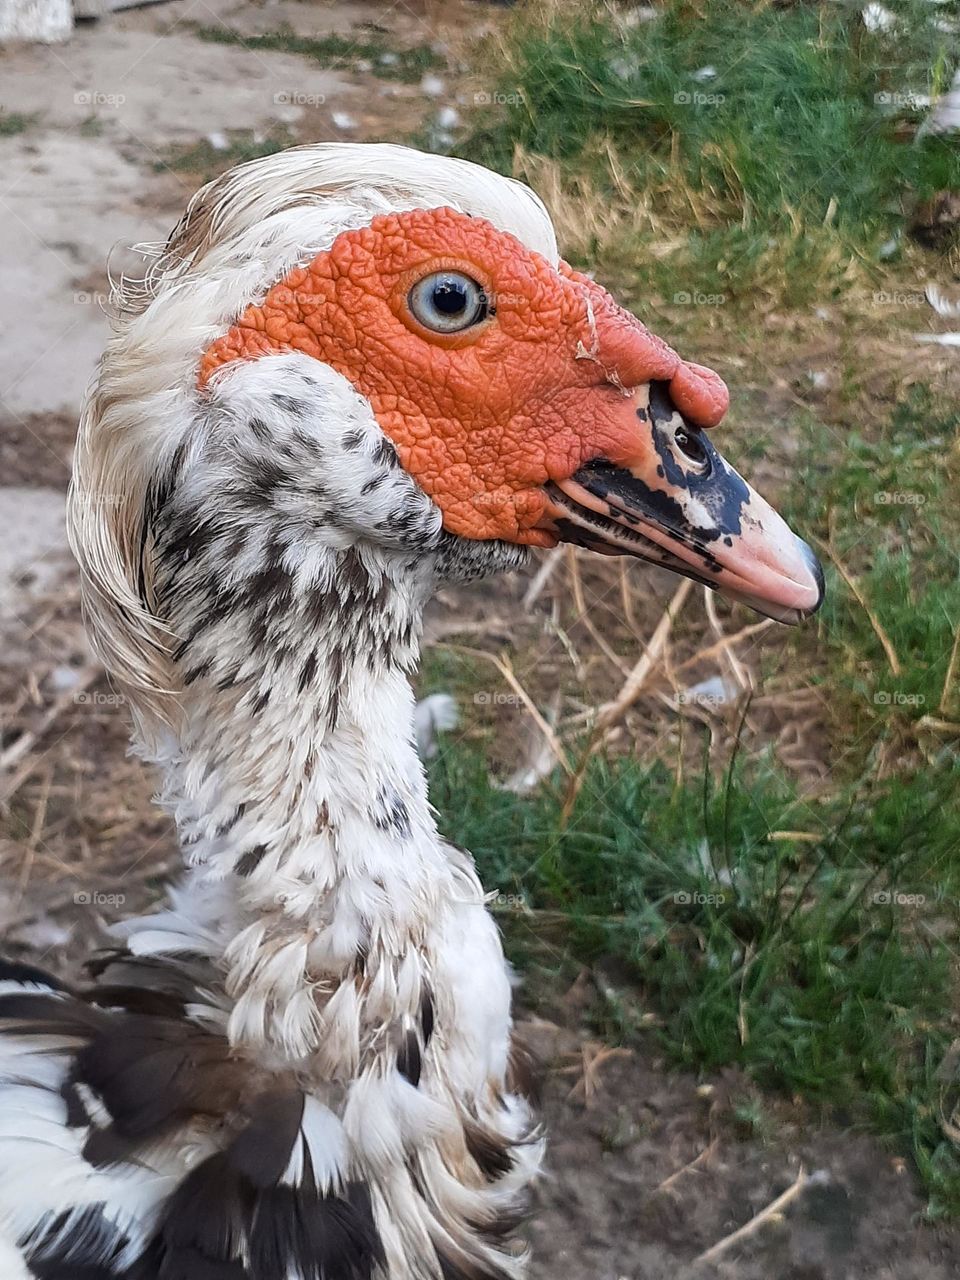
top-left (1, 148), bottom-right (549, 1280)
top-left (0, 363), bottom-right (537, 1279)
top-left (0, 142), bottom-right (822, 1278)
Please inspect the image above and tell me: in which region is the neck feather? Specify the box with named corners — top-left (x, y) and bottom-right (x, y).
top-left (156, 543), bottom-right (466, 1051)
top-left (167, 543), bottom-right (432, 873)
top-left (122, 356), bottom-right (506, 1058)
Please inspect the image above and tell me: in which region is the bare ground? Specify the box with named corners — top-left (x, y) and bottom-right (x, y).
top-left (3, 1), bottom-right (960, 1276)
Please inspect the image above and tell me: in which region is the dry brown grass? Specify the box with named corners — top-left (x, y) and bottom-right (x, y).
top-left (0, 586), bottom-right (175, 974)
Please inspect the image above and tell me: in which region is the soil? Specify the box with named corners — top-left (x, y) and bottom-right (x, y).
top-left (2, 2), bottom-right (960, 1276)
top-left (530, 1044), bottom-right (960, 1280)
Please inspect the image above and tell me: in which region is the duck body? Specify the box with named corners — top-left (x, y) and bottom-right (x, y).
top-left (0, 356), bottom-right (537, 1280)
top-left (0, 144), bottom-right (822, 1279)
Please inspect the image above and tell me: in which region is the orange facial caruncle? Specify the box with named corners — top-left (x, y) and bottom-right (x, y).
top-left (199, 207), bottom-right (729, 546)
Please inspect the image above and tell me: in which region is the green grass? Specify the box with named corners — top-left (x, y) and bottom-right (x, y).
top-left (0, 112), bottom-right (35, 136)
top-left (425, 388), bottom-right (960, 1214)
top-left (457, 0), bottom-right (959, 299)
top-left (429, 734), bottom-right (960, 1203)
top-left (429, 736), bottom-right (960, 1214)
top-left (786, 388), bottom-right (960, 758)
top-left (192, 25), bottom-right (444, 84)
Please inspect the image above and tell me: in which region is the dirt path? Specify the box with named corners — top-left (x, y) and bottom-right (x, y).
top-left (2, 4), bottom-right (960, 1277)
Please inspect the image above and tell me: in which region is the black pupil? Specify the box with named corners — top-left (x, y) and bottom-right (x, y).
top-left (433, 279), bottom-right (469, 315)
top-left (675, 427), bottom-right (706, 464)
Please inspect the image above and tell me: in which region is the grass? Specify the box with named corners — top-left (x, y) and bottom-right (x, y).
top-left (439, 0), bottom-right (960, 1219)
top-left (425, 386), bottom-right (960, 1215)
top-left (0, 112), bottom-right (35, 136)
top-left (428, 742), bottom-right (960, 1213)
top-left (422, 2), bottom-right (960, 1165)
top-left (787, 388), bottom-right (960, 763)
top-left (429, 720), bottom-right (960, 1216)
top-left (192, 25), bottom-right (444, 84)
top-left (456, 0), bottom-right (960, 303)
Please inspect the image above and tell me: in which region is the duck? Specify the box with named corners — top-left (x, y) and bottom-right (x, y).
top-left (0, 142), bottom-right (823, 1280)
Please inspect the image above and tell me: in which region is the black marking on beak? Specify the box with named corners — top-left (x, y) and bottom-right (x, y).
top-left (547, 491), bottom-right (724, 591)
top-left (548, 379), bottom-right (824, 624)
top-left (571, 458), bottom-right (725, 577)
top-left (646, 382), bottom-right (752, 545)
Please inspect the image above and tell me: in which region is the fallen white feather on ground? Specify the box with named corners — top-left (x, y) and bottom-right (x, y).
top-left (414, 693), bottom-right (459, 759)
top-left (918, 68), bottom-right (960, 136)
top-left (862, 3), bottom-right (896, 32)
top-left (925, 283), bottom-right (960, 319)
top-left (914, 332), bottom-right (960, 346)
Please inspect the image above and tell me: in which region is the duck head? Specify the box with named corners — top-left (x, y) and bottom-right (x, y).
top-left (71, 144), bottom-right (825, 740)
top-left (200, 202), bottom-right (822, 624)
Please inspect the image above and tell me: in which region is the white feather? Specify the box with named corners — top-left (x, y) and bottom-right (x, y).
top-left (283, 1096), bottom-right (349, 1193)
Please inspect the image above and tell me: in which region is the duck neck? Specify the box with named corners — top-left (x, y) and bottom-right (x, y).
top-left (146, 544), bottom-right (458, 1055)
top-left (166, 544), bottom-right (434, 871)
top-left (119, 356), bottom-right (515, 1059)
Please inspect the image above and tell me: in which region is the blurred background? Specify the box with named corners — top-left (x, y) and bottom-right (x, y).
top-left (2, 1), bottom-right (960, 1275)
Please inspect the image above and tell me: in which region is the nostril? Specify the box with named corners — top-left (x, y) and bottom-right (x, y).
top-left (675, 426), bottom-right (707, 465)
top-left (649, 381), bottom-right (711, 471)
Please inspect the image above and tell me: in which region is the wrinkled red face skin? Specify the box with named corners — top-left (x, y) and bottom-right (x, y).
top-left (199, 207), bottom-right (728, 547)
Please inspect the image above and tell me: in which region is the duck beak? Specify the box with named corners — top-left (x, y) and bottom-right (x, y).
top-left (541, 382), bottom-right (824, 624)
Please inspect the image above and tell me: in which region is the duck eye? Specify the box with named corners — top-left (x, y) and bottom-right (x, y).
top-left (408, 272), bottom-right (490, 334)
